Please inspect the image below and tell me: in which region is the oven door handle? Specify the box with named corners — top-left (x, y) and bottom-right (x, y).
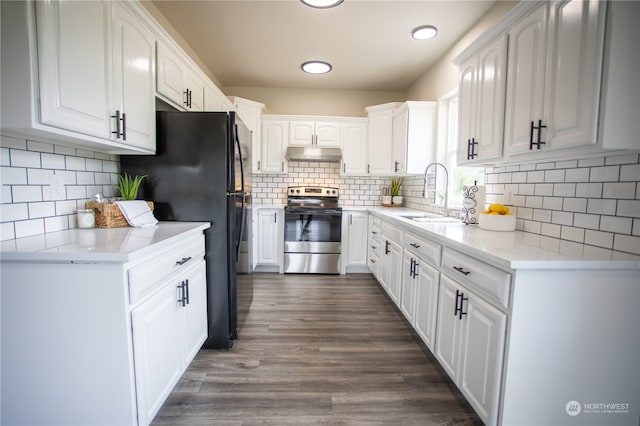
top-left (285, 207), bottom-right (342, 215)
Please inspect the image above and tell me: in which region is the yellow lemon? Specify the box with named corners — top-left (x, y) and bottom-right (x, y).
top-left (488, 203), bottom-right (503, 213)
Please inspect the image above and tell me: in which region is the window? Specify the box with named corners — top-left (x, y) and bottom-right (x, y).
top-left (436, 90), bottom-right (484, 209)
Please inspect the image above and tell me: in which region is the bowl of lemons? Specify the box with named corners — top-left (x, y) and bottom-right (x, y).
top-left (479, 203), bottom-right (516, 231)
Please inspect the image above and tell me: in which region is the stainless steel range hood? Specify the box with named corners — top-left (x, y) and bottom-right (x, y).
top-left (286, 146), bottom-right (342, 163)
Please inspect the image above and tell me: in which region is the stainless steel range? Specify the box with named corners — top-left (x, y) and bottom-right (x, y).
top-left (284, 186), bottom-right (342, 274)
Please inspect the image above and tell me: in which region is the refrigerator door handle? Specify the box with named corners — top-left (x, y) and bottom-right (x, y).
top-left (234, 122), bottom-right (247, 262)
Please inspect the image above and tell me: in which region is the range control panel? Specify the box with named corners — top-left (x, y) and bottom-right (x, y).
top-left (287, 186), bottom-right (339, 198)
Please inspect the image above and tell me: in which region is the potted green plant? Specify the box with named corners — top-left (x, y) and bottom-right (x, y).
top-left (391, 177), bottom-right (403, 205)
top-left (117, 173), bottom-right (147, 200)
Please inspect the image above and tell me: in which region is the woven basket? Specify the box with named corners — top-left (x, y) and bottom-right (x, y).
top-left (85, 201), bottom-right (154, 228)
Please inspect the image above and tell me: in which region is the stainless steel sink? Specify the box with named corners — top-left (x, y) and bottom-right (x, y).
top-left (400, 214), bottom-right (458, 223)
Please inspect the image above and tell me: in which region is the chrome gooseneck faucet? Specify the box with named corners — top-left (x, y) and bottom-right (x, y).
top-left (423, 162), bottom-right (449, 213)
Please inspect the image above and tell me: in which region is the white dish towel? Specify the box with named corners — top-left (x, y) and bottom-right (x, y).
top-left (115, 201), bottom-right (158, 227)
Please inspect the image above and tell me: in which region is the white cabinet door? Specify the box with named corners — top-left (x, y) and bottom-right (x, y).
top-left (366, 106), bottom-right (394, 175)
top-left (289, 121), bottom-right (340, 147)
top-left (257, 209), bottom-right (282, 265)
top-left (230, 97), bottom-right (265, 173)
top-left (341, 120), bottom-right (367, 175)
top-left (289, 121), bottom-right (315, 146)
top-left (380, 238), bottom-right (402, 305)
top-left (413, 260), bottom-right (440, 351)
top-left (505, 0), bottom-right (605, 157)
top-left (36, 0), bottom-right (112, 139)
top-left (111, 2), bottom-right (155, 151)
top-left (392, 102), bottom-right (437, 174)
top-left (182, 260), bottom-right (208, 366)
top-left (184, 69), bottom-right (205, 111)
top-left (261, 120), bottom-right (288, 174)
top-left (400, 253), bottom-right (416, 322)
top-left (156, 42), bottom-right (187, 109)
top-left (457, 35), bottom-right (507, 165)
top-left (314, 121), bottom-right (340, 147)
top-left (542, 0), bottom-right (605, 151)
top-left (435, 275), bottom-right (506, 426)
top-left (458, 289), bottom-right (507, 425)
top-left (344, 212), bottom-right (368, 267)
top-left (391, 108), bottom-right (408, 174)
top-left (131, 281), bottom-right (183, 426)
top-left (434, 275), bottom-right (463, 380)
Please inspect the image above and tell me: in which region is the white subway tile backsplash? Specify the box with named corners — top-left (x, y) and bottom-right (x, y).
top-left (586, 198), bottom-right (616, 215)
top-left (1, 137), bottom-right (120, 240)
top-left (12, 186), bottom-right (42, 203)
top-left (573, 213), bottom-right (600, 230)
top-left (600, 215), bottom-right (633, 234)
top-left (584, 230), bottom-right (614, 249)
top-left (565, 168), bottom-right (590, 182)
top-left (561, 226), bottom-right (585, 243)
top-left (616, 200), bottom-right (640, 218)
top-left (28, 202), bottom-right (55, 218)
top-left (613, 234), bottom-right (640, 255)
top-left (14, 218), bottom-right (45, 238)
top-left (563, 197), bottom-right (587, 213)
top-left (602, 182), bottom-right (636, 199)
top-left (589, 166), bottom-right (620, 182)
top-left (484, 152), bottom-right (639, 255)
top-left (1, 167), bottom-right (28, 185)
top-left (10, 150), bottom-right (41, 168)
top-left (575, 182), bottom-right (602, 198)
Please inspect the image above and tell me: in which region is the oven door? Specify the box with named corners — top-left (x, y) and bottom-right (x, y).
top-left (284, 207), bottom-right (342, 273)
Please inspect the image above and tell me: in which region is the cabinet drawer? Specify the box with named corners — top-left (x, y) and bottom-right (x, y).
top-left (129, 235), bottom-right (205, 304)
top-left (404, 231), bottom-right (441, 267)
top-left (441, 248), bottom-right (511, 309)
top-left (382, 220), bottom-right (403, 244)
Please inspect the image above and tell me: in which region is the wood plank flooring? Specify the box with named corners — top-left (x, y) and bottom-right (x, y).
top-left (152, 273), bottom-right (482, 425)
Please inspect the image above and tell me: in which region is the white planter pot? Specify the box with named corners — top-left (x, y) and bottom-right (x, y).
top-left (392, 196), bottom-right (403, 205)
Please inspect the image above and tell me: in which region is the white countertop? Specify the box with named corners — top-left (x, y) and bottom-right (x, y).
top-left (1, 222), bottom-right (210, 263)
top-left (368, 207), bottom-right (640, 270)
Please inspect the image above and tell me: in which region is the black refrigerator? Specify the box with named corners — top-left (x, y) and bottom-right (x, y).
top-left (121, 107), bottom-right (253, 349)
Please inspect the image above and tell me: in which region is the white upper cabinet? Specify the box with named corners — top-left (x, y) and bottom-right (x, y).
top-left (36, 0), bottom-right (112, 140)
top-left (504, 0), bottom-right (606, 158)
top-left (457, 35), bottom-right (507, 166)
top-left (230, 97), bottom-right (265, 174)
top-left (261, 117), bottom-right (288, 174)
top-left (289, 120), bottom-right (340, 147)
top-left (111, 2), bottom-right (155, 151)
top-left (366, 103), bottom-right (397, 175)
top-left (391, 101), bottom-right (437, 174)
top-left (1, 0), bottom-right (156, 154)
top-left (341, 119), bottom-right (368, 175)
top-left (156, 42), bottom-right (206, 111)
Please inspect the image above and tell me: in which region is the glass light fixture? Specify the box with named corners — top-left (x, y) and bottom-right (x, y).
top-left (412, 25), bottom-right (438, 40)
top-left (301, 61), bottom-right (332, 74)
top-left (300, 0), bottom-right (344, 8)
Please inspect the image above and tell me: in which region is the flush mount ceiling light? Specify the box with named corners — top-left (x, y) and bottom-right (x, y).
top-left (300, 0), bottom-right (344, 8)
top-left (412, 25), bottom-right (438, 40)
top-left (301, 61), bottom-right (332, 74)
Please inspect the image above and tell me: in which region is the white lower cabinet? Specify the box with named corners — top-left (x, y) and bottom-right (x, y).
top-left (0, 225), bottom-right (209, 426)
top-left (435, 275), bottom-right (506, 425)
top-left (132, 259), bottom-right (206, 426)
top-left (408, 256), bottom-right (440, 351)
top-left (255, 208), bottom-right (283, 272)
top-left (379, 228), bottom-right (403, 303)
top-left (341, 211), bottom-right (369, 273)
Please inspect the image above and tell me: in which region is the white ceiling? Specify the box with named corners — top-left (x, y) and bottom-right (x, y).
top-left (151, 0), bottom-right (496, 92)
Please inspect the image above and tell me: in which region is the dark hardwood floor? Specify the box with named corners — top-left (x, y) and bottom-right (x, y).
top-left (152, 273), bottom-right (482, 425)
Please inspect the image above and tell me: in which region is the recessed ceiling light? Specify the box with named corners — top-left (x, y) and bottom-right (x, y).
top-left (300, 0), bottom-right (343, 9)
top-left (301, 61), bottom-right (332, 74)
top-left (412, 25), bottom-right (438, 40)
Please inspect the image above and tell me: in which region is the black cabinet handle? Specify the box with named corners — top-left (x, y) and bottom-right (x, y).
top-left (453, 266), bottom-right (470, 276)
top-left (409, 258), bottom-right (415, 277)
top-left (413, 262), bottom-right (419, 278)
top-left (176, 256), bottom-right (192, 266)
top-left (343, 163), bottom-right (346, 173)
top-left (394, 161), bottom-right (400, 173)
top-left (454, 289), bottom-right (468, 320)
top-left (530, 120), bottom-right (547, 150)
top-left (111, 110), bottom-right (124, 139)
top-left (184, 279), bottom-right (190, 305)
top-left (274, 212), bottom-right (277, 223)
top-left (121, 112), bottom-right (127, 141)
top-left (385, 241), bottom-right (390, 255)
top-left (470, 138), bottom-right (477, 159)
top-left (409, 243), bottom-right (420, 249)
top-left (177, 281), bottom-right (186, 307)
